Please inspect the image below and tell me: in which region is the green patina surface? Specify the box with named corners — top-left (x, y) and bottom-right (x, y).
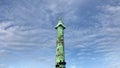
top-left (55, 18), bottom-right (66, 68)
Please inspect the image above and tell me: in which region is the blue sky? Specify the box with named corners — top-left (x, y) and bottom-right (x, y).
top-left (0, 0), bottom-right (120, 68)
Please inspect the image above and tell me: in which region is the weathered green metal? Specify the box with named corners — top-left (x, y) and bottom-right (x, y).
top-left (55, 18), bottom-right (66, 68)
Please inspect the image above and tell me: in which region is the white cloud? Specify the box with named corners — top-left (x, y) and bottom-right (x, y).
top-left (95, 3), bottom-right (120, 68)
top-left (0, 63), bottom-right (6, 68)
top-left (67, 2), bottom-right (120, 67)
top-left (0, 0), bottom-right (120, 68)
top-left (109, 63), bottom-right (120, 68)
top-left (70, 65), bottom-right (77, 68)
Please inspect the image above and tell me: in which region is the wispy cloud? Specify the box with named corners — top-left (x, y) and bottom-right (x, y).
top-left (0, 0), bottom-right (120, 68)
top-left (0, 63), bottom-right (6, 68)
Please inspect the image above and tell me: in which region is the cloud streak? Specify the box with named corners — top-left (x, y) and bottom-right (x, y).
top-left (0, 0), bottom-right (120, 68)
